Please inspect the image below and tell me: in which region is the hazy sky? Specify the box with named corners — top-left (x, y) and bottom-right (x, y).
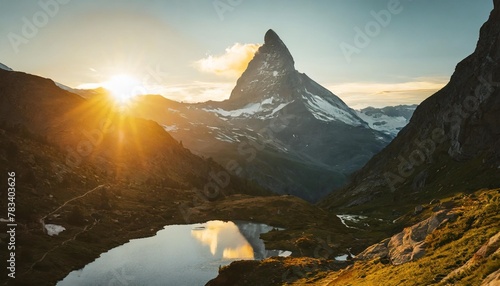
top-left (0, 0), bottom-right (494, 108)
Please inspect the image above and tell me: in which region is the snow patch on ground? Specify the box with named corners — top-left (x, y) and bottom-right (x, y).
top-left (336, 214), bottom-right (368, 229)
top-left (203, 102), bottom-right (262, 117)
top-left (163, 125), bottom-right (178, 132)
top-left (203, 99), bottom-right (290, 120)
top-left (261, 96), bottom-right (275, 105)
top-left (270, 102), bottom-right (290, 116)
top-left (167, 108), bottom-right (180, 113)
top-left (215, 132), bottom-right (239, 143)
top-left (45, 224), bottom-right (66, 236)
top-left (335, 254), bottom-right (349, 261)
top-left (278, 250), bottom-right (292, 257)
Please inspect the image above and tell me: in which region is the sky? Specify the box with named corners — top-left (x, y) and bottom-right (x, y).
top-left (0, 0), bottom-right (494, 108)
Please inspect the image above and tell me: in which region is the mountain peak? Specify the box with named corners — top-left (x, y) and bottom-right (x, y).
top-left (259, 29), bottom-right (294, 66)
top-left (264, 29), bottom-right (284, 46)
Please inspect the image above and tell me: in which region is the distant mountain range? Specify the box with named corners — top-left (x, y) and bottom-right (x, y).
top-left (0, 31), bottom-right (418, 202)
top-left (356, 105), bottom-right (417, 137)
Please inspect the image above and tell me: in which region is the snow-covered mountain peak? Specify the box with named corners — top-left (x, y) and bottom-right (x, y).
top-left (221, 29), bottom-right (368, 127)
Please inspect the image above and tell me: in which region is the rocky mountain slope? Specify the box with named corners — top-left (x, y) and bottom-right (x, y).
top-left (0, 69), bottom-right (272, 196)
top-left (128, 29), bottom-right (391, 201)
top-left (321, 0), bottom-right (500, 216)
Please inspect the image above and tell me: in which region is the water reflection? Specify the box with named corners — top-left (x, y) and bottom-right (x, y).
top-left (191, 221), bottom-right (255, 259)
top-left (58, 220), bottom-right (290, 286)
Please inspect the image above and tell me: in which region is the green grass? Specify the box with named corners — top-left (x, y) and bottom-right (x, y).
top-left (318, 188), bottom-right (500, 286)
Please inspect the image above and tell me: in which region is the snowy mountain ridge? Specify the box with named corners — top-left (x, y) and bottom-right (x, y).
top-left (355, 105), bottom-right (417, 137)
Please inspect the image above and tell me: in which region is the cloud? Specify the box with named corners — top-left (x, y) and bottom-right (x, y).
top-left (194, 43), bottom-right (260, 78)
top-left (158, 81), bottom-right (234, 103)
top-left (326, 78), bottom-right (449, 109)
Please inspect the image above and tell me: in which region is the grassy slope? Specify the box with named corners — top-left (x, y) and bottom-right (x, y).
top-left (300, 189), bottom-right (500, 285)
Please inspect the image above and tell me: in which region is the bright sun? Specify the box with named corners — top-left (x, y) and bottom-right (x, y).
top-left (103, 74), bottom-right (144, 104)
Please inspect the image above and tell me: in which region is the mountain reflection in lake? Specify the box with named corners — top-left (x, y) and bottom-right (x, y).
top-left (58, 220), bottom-right (291, 286)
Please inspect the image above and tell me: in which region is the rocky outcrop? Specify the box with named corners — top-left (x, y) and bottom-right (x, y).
top-left (443, 231), bottom-right (500, 284)
top-left (357, 210), bottom-right (456, 265)
top-left (482, 269), bottom-right (500, 286)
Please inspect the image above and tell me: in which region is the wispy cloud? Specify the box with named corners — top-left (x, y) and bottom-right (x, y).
top-left (194, 43), bottom-right (260, 78)
top-left (158, 81), bottom-right (234, 103)
top-left (326, 78), bottom-right (449, 109)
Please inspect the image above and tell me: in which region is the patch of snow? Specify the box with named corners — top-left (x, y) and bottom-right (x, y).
top-left (337, 214), bottom-right (368, 229)
top-left (269, 102), bottom-right (289, 116)
top-left (215, 132), bottom-right (238, 143)
top-left (167, 108), bottom-right (180, 113)
top-left (203, 102), bottom-right (262, 117)
top-left (45, 224), bottom-right (66, 236)
top-left (261, 96), bottom-right (275, 105)
top-left (278, 250), bottom-right (292, 257)
top-left (303, 88), bottom-right (362, 126)
top-left (335, 254), bottom-right (348, 261)
top-left (163, 125), bottom-right (178, 132)
top-left (273, 71), bottom-right (279, 77)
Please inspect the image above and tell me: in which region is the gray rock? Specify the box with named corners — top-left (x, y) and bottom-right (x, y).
top-left (356, 210), bottom-right (455, 265)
